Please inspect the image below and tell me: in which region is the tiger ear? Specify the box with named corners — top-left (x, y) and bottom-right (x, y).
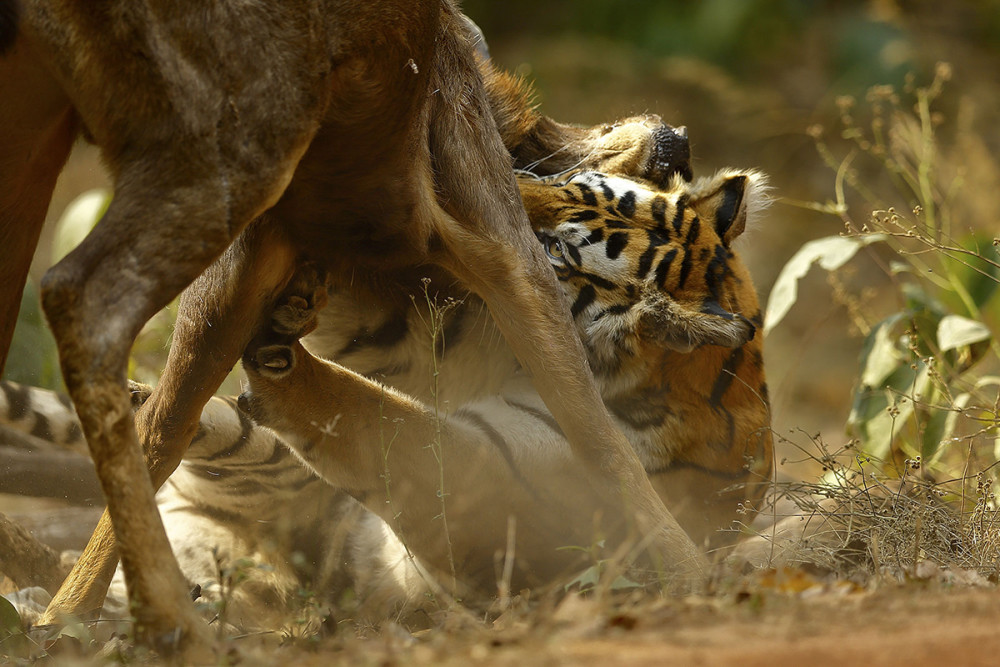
top-left (688, 170), bottom-right (768, 246)
top-left (638, 290), bottom-right (756, 353)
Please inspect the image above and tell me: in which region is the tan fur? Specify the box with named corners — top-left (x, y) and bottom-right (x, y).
top-left (1, 1), bottom-right (700, 649)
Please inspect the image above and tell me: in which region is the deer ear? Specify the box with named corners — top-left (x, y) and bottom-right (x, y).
top-left (689, 170), bottom-right (768, 246)
top-left (638, 291), bottom-right (756, 353)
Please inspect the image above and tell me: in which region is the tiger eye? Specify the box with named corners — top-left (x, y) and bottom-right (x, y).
top-left (545, 237), bottom-right (564, 258)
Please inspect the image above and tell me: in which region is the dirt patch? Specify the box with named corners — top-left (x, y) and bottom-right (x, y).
top-left (224, 583), bottom-right (999, 667)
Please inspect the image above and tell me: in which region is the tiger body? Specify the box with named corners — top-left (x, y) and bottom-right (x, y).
top-left (1, 168), bottom-right (771, 630)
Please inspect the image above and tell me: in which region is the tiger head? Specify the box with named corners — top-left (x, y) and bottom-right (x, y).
top-left (518, 168), bottom-right (767, 380)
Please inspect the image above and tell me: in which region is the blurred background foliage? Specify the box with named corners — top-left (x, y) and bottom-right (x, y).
top-left (6, 0), bottom-right (1000, 480)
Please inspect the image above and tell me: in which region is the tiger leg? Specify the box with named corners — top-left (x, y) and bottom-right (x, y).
top-left (241, 330), bottom-right (633, 595)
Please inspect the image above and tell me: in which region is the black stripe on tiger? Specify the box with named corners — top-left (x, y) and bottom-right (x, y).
top-left (66, 420), bottom-right (83, 445)
top-left (671, 194), bottom-right (689, 234)
top-left (705, 244), bottom-right (736, 302)
top-left (710, 348), bottom-right (744, 410)
top-left (602, 217), bottom-right (630, 230)
top-left (654, 248), bottom-right (678, 289)
top-left (366, 362), bottom-right (413, 380)
top-left (616, 190), bottom-right (637, 218)
top-left (635, 230), bottom-right (671, 278)
top-left (566, 242), bottom-right (583, 266)
top-left (437, 305), bottom-right (466, 358)
top-left (263, 440), bottom-right (292, 465)
top-left (566, 269), bottom-right (616, 292)
top-left (651, 195), bottom-right (668, 227)
top-left (606, 397), bottom-right (673, 431)
top-left (677, 218), bottom-right (701, 289)
top-left (605, 231), bottom-right (628, 260)
top-left (708, 349), bottom-right (744, 452)
top-left (606, 385), bottom-right (673, 430)
top-left (569, 209), bottom-right (600, 223)
top-left (570, 283), bottom-right (597, 318)
top-left (203, 400), bottom-right (255, 462)
top-left (0, 0), bottom-right (19, 56)
top-left (29, 412), bottom-right (51, 441)
top-left (336, 312), bottom-right (410, 358)
top-left (504, 399), bottom-right (565, 437)
top-left (714, 175), bottom-right (747, 238)
top-left (593, 304), bottom-right (630, 322)
top-left (1, 382), bottom-right (30, 421)
top-left (161, 488), bottom-right (257, 528)
top-left (575, 183), bottom-right (598, 207)
top-left (598, 181), bottom-right (615, 202)
top-left (453, 407), bottom-right (537, 496)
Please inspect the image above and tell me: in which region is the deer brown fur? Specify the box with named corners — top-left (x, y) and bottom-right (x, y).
top-left (0, 0), bottom-right (702, 651)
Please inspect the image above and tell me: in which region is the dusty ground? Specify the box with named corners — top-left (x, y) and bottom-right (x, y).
top-left (223, 583), bottom-right (1000, 667)
top-left (6, 565), bottom-right (999, 664)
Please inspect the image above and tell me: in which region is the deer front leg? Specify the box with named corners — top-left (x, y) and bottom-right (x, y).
top-left (39, 221), bottom-right (299, 645)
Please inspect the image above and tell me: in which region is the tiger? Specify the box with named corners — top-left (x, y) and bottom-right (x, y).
top-left (1, 166), bottom-right (771, 631)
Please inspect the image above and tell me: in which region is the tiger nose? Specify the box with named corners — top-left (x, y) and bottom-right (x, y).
top-left (646, 125), bottom-right (692, 186)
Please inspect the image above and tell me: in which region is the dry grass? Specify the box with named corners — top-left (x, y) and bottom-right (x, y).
top-left (733, 431), bottom-right (1000, 584)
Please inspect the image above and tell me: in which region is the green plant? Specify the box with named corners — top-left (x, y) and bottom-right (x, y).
top-left (0, 595), bottom-right (30, 661)
top-left (767, 64), bottom-right (1000, 483)
top-left (560, 540), bottom-right (642, 595)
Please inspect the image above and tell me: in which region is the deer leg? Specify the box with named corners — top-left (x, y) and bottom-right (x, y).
top-left (0, 92), bottom-right (76, 376)
top-left (428, 36), bottom-right (707, 587)
top-left (38, 220), bottom-right (298, 639)
top-left (37, 139), bottom-right (307, 651)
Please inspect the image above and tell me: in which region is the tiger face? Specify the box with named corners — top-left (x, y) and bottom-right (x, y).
top-left (520, 169), bottom-right (766, 379)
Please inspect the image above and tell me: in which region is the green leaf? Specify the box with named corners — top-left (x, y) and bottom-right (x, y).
top-left (0, 595), bottom-right (29, 658)
top-left (969, 377), bottom-right (1000, 461)
top-left (609, 575), bottom-right (642, 591)
top-left (565, 565), bottom-right (601, 592)
top-left (940, 233), bottom-right (1000, 313)
top-left (937, 314), bottom-right (992, 352)
top-left (848, 313), bottom-right (932, 458)
top-left (848, 370), bottom-right (920, 459)
top-left (4, 280), bottom-right (60, 389)
top-left (0, 596), bottom-right (21, 636)
top-left (858, 314), bottom-right (907, 388)
top-left (764, 234), bottom-right (885, 336)
top-left (921, 392), bottom-right (971, 463)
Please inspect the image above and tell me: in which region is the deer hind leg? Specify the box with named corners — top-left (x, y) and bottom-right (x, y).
top-left (427, 32), bottom-right (706, 587)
